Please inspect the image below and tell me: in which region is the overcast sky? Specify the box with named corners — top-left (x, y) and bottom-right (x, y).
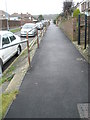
top-left (0, 0), bottom-right (82, 15)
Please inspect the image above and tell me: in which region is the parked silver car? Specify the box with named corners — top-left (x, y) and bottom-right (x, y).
top-left (21, 23), bottom-right (37, 37)
top-left (0, 31), bottom-right (22, 69)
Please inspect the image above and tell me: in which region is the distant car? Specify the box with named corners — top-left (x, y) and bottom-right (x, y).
top-left (0, 31), bottom-right (22, 69)
top-left (41, 20), bottom-right (48, 27)
top-left (36, 22), bottom-right (43, 30)
top-left (21, 23), bottom-right (37, 37)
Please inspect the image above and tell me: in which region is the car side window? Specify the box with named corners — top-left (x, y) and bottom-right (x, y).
top-left (9, 35), bottom-right (16, 42)
top-left (2, 36), bottom-right (10, 46)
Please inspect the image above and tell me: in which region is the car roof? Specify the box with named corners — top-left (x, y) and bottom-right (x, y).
top-left (36, 22), bottom-right (42, 24)
top-left (24, 23), bottom-right (35, 25)
top-left (0, 31), bottom-right (12, 36)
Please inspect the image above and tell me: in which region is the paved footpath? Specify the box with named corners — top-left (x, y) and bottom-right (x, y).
top-left (6, 23), bottom-right (88, 118)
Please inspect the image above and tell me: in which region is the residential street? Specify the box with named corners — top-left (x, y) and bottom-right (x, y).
top-left (5, 22), bottom-right (88, 118)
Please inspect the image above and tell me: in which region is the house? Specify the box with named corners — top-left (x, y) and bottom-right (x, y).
top-left (21, 13), bottom-right (32, 21)
top-left (75, 2), bottom-right (82, 13)
top-left (10, 12), bottom-right (38, 25)
top-left (81, 0), bottom-right (90, 16)
top-left (10, 12), bottom-right (37, 21)
top-left (75, 0), bottom-right (90, 16)
top-left (0, 10), bottom-right (10, 19)
top-left (10, 13), bottom-right (21, 20)
top-left (20, 13), bottom-right (38, 25)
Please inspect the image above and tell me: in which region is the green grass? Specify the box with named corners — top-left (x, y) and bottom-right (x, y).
top-left (20, 49), bottom-right (27, 57)
top-left (0, 91), bottom-right (19, 119)
top-left (0, 74), bottom-right (15, 85)
top-left (10, 28), bottom-right (21, 33)
top-left (0, 66), bottom-right (15, 85)
top-left (5, 66), bottom-right (15, 74)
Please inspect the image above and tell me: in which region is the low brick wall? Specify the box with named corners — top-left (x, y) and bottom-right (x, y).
top-left (59, 17), bottom-right (89, 44)
top-left (0, 19), bottom-right (21, 30)
top-left (9, 20), bottom-right (21, 29)
top-left (59, 18), bottom-right (77, 41)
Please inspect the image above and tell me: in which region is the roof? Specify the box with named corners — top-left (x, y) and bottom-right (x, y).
top-left (0, 10), bottom-right (10, 19)
top-left (10, 13), bottom-right (32, 18)
top-left (10, 13), bottom-right (37, 20)
top-left (10, 13), bottom-right (20, 17)
top-left (23, 23), bottom-right (36, 26)
top-left (0, 30), bottom-right (12, 36)
top-left (0, 10), bottom-right (10, 16)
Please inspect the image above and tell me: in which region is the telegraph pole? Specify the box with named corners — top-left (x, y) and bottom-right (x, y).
top-left (5, 0), bottom-right (9, 30)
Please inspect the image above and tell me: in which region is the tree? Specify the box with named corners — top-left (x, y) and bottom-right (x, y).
top-left (73, 9), bottom-right (80, 18)
top-left (38, 15), bottom-right (44, 21)
top-left (63, 0), bottom-right (73, 18)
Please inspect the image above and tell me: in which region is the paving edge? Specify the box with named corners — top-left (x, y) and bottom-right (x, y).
top-left (59, 26), bottom-right (89, 64)
top-left (72, 42), bottom-right (89, 64)
top-left (3, 30), bottom-right (45, 93)
top-left (2, 27), bottom-right (47, 119)
top-left (4, 36), bottom-right (43, 93)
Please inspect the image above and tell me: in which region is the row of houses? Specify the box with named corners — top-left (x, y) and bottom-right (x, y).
top-left (76, 0), bottom-right (90, 16)
top-left (0, 10), bottom-right (38, 23)
top-left (0, 10), bottom-right (38, 29)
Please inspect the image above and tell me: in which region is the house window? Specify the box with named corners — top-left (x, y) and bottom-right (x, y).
top-left (84, 2), bottom-right (86, 10)
top-left (88, 1), bottom-right (90, 8)
top-left (81, 2), bottom-right (86, 12)
top-left (81, 3), bottom-right (84, 12)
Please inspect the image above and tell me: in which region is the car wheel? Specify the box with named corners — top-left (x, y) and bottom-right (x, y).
top-left (16, 46), bottom-right (21, 56)
top-left (0, 59), bottom-right (3, 73)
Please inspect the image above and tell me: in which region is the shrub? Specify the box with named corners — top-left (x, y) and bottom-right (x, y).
top-left (73, 9), bottom-right (80, 18)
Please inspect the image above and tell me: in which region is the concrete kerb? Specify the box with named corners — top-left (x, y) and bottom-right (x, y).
top-left (2, 28), bottom-right (47, 119)
top-left (3, 27), bottom-right (47, 94)
top-left (72, 42), bottom-right (89, 63)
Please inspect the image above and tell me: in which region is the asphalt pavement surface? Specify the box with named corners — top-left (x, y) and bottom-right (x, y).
top-left (5, 22), bottom-right (88, 118)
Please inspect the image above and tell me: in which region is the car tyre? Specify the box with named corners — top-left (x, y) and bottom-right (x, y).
top-left (16, 46), bottom-right (21, 56)
top-left (0, 58), bottom-right (3, 72)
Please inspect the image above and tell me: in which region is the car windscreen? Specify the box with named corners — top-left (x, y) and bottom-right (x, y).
top-left (22, 24), bottom-right (35, 29)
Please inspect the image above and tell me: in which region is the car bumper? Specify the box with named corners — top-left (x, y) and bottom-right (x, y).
top-left (21, 33), bottom-right (35, 37)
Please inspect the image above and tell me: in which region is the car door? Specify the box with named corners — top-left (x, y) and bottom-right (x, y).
top-left (8, 33), bottom-right (17, 55)
top-left (2, 34), bottom-right (12, 63)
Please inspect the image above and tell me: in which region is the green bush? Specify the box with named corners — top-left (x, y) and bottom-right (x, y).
top-left (38, 15), bottom-right (44, 21)
top-left (73, 9), bottom-right (80, 18)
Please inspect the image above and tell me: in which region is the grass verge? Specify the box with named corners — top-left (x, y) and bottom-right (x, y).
top-left (0, 66), bottom-right (15, 85)
top-left (0, 90), bottom-right (19, 119)
top-left (10, 28), bottom-right (21, 33)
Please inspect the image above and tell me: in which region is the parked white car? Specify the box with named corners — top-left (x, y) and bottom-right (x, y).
top-left (21, 23), bottom-right (37, 37)
top-left (36, 22), bottom-right (43, 30)
top-left (0, 31), bottom-right (22, 69)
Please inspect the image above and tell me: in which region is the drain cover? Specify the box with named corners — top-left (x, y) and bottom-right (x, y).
top-left (77, 103), bottom-right (89, 118)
